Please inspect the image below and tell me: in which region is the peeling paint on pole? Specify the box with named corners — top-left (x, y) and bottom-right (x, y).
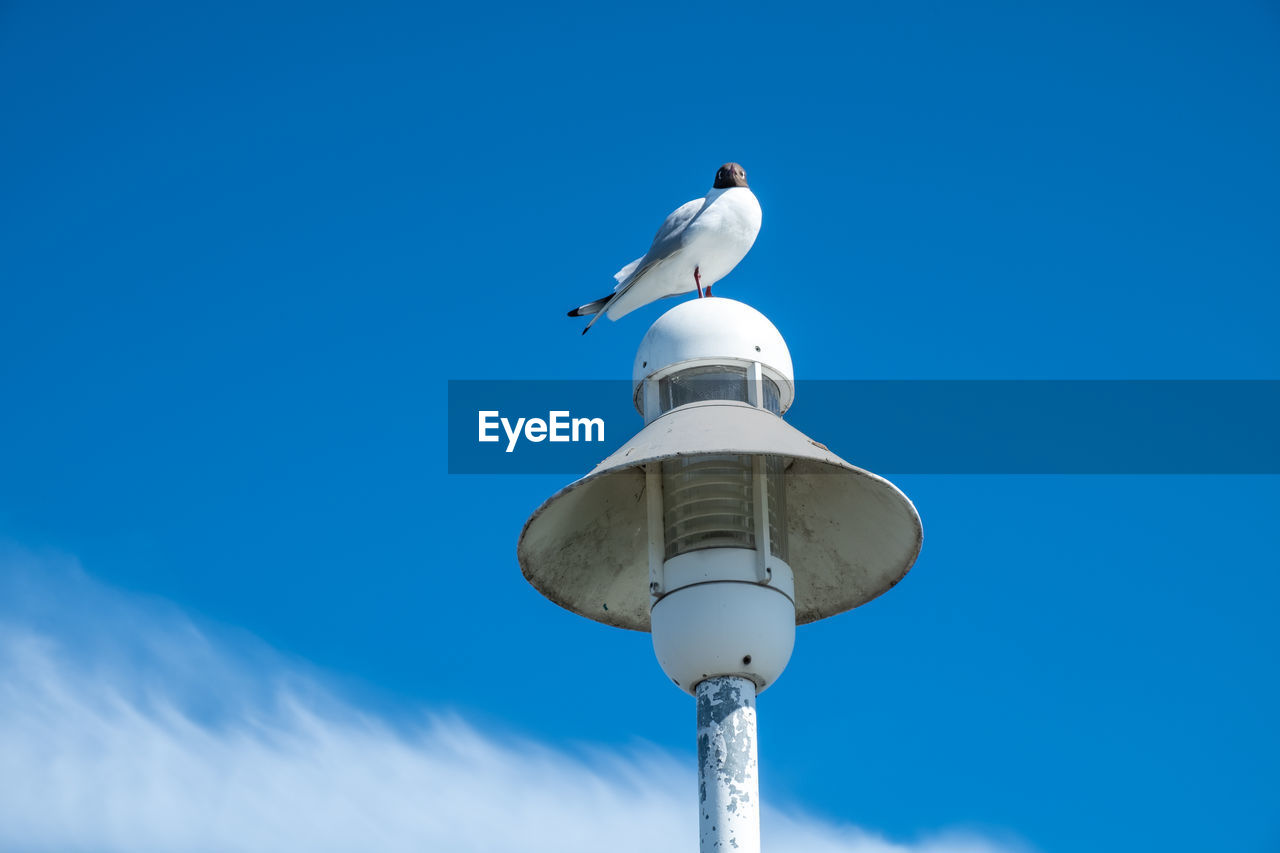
top-left (696, 676), bottom-right (759, 853)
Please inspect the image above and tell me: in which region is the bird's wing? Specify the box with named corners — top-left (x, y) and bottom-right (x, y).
top-left (583, 197), bottom-right (705, 334)
top-left (610, 196), bottom-right (704, 288)
top-left (639, 198), bottom-right (704, 269)
top-left (581, 247), bottom-right (685, 333)
top-left (612, 256), bottom-right (643, 286)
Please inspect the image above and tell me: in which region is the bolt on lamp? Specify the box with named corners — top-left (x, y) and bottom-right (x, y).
top-left (518, 297), bottom-right (922, 853)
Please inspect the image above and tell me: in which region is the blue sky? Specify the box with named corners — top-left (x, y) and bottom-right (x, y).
top-left (1, 1), bottom-right (1278, 851)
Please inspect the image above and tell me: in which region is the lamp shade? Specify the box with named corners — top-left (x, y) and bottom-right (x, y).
top-left (517, 401), bottom-right (922, 631)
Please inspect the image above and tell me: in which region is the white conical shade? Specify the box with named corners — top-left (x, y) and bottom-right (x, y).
top-left (517, 402), bottom-right (922, 631)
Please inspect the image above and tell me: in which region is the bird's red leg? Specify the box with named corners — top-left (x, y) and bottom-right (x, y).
top-left (705, 284), bottom-right (713, 297)
top-left (694, 266), bottom-right (703, 298)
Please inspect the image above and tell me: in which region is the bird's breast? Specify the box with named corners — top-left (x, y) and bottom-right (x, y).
top-left (684, 190), bottom-right (761, 283)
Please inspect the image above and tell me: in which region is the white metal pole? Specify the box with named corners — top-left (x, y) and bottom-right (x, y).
top-left (696, 676), bottom-right (760, 853)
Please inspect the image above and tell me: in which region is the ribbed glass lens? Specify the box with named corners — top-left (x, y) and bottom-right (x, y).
top-left (766, 454), bottom-right (789, 560)
top-left (661, 454), bottom-right (755, 558)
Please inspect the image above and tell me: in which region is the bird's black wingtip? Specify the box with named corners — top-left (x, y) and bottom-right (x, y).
top-left (581, 326), bottom-right (589, 335)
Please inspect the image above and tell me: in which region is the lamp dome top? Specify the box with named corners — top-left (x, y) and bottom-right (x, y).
top-left (631, 298), bottom-right (794, 405)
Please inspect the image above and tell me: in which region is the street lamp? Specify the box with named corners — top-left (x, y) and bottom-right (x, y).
top-left (518, 297), bottom-right (922, 852)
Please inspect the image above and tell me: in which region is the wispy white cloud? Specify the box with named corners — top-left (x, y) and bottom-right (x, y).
top-left (0, 548), bottom-right (1030, 853)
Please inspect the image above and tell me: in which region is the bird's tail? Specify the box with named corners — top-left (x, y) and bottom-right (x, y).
top-left (567, 295), bottom-right (611, 318)
top-left (568, 294), bottom-right (615, 335)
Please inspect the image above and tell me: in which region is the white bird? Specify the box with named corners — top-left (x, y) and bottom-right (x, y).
top-left (569, 162), bottom-right (762, 334)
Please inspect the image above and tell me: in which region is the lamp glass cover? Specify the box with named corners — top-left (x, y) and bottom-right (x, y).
top-left (661, 454), bottom-right (755, 558)
top-left (656, 366), bottom-right (783, 416)
top-left (766, 454), bottom-right (788, 560)
top-left (659, 366), bottom-right (748, 411)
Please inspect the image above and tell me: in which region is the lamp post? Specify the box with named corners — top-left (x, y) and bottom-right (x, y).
top-left (518, 297), bottom-right (922, 852)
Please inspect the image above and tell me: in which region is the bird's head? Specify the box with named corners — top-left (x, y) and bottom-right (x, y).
top-left (713, 162), bottom-right (749, 189)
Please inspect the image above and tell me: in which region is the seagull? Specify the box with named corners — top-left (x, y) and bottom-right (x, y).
top-left (569, 162), bottom-right (762, 334)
